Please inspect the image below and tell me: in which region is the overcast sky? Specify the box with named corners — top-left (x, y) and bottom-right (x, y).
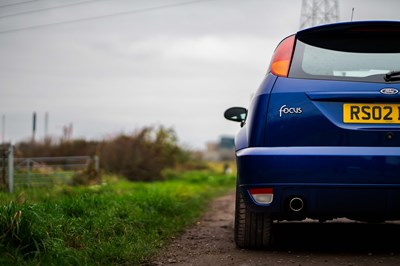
top-left (1, 0), bottom-right (399, 149)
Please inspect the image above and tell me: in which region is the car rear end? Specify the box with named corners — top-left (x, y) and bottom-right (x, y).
top-left (230, 21), bottom-right (400, 248)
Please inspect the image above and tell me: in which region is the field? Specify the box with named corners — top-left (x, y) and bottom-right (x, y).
top-left (0, 170), bottom-right (235, 265)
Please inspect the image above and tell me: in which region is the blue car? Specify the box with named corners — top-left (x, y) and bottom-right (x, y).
top-left (224, 21), bottom-right (400, 249)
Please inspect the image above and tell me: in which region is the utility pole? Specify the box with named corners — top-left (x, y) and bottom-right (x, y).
top-left (1, 114), bottom-right (5, 144)
top-left (44, 112), bottom-right (49, 140)
top-left (32, 112), bottom-right (37, 143)
top-left (300, 0), bottom-right (339, 29)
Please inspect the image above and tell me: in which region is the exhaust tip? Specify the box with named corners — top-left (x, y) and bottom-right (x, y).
top-left (289, 197), bottom-right (304, 212)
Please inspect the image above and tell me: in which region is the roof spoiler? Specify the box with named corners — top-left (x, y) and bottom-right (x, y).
top-left (296, 21), bottom-right (400, 53)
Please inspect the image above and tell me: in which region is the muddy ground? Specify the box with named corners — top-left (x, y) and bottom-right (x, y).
top-left (150, 192), bottom-right (400, 266)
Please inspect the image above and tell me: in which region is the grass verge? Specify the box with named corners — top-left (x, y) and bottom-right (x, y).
top-left (0, 170), bottom-right (235, 265)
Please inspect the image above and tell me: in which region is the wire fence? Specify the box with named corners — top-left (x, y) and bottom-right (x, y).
top-left (0, 144), bottom-right (99, 193)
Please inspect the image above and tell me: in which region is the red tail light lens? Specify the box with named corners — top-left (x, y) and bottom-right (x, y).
top-left (249, 188), bottom-right (274, 204)
top-left (269, 35), bottom-right (296, 77)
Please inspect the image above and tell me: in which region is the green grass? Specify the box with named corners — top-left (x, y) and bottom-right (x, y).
top-left (0, 170), bottom-right (235, 265)
top-left (13, 170), bottom-right (76, 187)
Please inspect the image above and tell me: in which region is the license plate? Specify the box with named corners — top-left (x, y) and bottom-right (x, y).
top-left (343, 103), bottom-right (400, 124)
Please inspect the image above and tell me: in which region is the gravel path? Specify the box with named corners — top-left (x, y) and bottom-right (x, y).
top-left (150, 191), bottom-right (400, 266)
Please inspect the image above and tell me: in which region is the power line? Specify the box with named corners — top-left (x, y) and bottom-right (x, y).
top-left (0, 0), bottom-right (38, 9)
top-left (0, 0), bottom-right (215, 34)
top-left (0, 0), bottom-right (107, 20)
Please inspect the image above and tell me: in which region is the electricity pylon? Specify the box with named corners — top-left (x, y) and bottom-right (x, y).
top-left (300, 0), bottom-right (339, 29)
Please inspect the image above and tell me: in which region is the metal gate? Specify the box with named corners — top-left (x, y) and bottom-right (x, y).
top-left (14, 156), bottom-right (98, 188)
top-left (1, 145), bottom-right (99, 193)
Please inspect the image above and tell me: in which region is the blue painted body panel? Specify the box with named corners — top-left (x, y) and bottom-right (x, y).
top-left (234, 74), bottom-right (277, 150)
top-left (236, 74), bottom-right (400, 221)
top-left (265, 78), bottom-right (400, 147)
top-left (237, 146), bottom-right (400, 220)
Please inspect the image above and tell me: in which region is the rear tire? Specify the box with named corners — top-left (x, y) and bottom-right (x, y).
top-left (234, 183), bottom-right (273, 249)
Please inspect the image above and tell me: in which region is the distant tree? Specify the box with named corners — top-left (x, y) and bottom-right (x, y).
top-left (99, 126), bottom-right (190, 181)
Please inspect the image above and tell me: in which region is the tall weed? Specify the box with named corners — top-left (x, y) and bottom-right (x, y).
top-left (0, 200), bottom-right (44, 260)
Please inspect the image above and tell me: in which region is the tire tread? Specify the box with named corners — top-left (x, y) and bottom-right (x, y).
top-left (234, 184), bottom-right (273, 249)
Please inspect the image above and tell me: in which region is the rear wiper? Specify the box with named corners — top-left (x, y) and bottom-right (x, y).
top-left (384, 70), bottom-right (400, 82)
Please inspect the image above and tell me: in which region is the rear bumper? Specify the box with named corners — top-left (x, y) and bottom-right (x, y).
top-left (237, 147), bottom-right (400, 221)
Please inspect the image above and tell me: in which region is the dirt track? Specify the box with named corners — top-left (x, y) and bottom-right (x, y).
top-left (150, 192), bottom-right (400, 266)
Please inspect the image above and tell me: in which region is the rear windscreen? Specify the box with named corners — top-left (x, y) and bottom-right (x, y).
top-left (289, 39), bottom-right (400, 83)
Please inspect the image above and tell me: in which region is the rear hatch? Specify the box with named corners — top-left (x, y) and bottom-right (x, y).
top-left (265, 21), bottom-right (400, 148)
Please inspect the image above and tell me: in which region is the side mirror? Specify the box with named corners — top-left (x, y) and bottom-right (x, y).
top-left (224, 107), bottom-right (247, 126)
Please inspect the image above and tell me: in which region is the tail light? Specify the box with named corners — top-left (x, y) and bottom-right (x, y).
top-left (269, 35), bottom-right (296, 77)
top-left (249, 188), bottom-right (274, 204)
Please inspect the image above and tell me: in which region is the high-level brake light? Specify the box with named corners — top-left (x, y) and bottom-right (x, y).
top-left (269, 35), bottom-right (296, 77)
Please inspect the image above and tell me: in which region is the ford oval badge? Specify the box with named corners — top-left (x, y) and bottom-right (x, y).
top-left (380, 88), bottom-right (399, 95)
